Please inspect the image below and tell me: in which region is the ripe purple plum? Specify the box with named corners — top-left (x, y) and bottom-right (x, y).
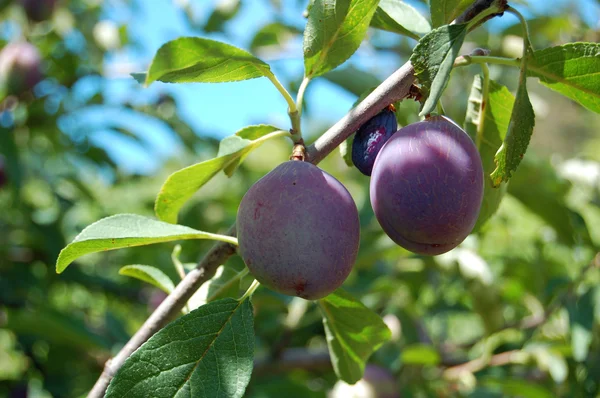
top-left (237, 161), bottom-right (360, 300)
top-left (0, 41), bottom-right (43, 96)
top-left (20, 0), bottom-right (57, 22)
top-left (352, 106), bottom-right (398, 176)
top-left (370, 116), bottom-right (484, 255)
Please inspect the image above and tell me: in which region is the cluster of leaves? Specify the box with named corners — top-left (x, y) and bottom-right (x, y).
top-left (2, 0), bottom-right (600, 397)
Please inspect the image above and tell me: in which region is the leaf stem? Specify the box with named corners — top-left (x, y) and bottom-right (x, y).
top-left (171, 245), bottom-right (186, 280)
top-left (239, 278), bottom-right (260, 302)
top-left (506, 6), bottom-right (534, 56)
top-left (290, 77), bottom-right (311, 144)
top-left (266, 73), bottom-right (305, 144)
top-left (454, 55), bottom-right (520, 68)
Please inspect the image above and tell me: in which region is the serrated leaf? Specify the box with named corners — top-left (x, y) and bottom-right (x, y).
top-left (429, 0), bottom-right (472, 27)
top-left (370, 0), bottom-right (431, 40)
top-left (318, 289), bottom-right (391, 384)
top-left (155, 126), bottom-right (286, 223)
top-left (410, 23), bottom-right (468, 116)
top-left (56, 214), bottom-right (236, 273)
top-left (490, 68), bottom-right (535, 186)
top-left (465, 76), bottom-right (514, 230)
top-left (303, 0), bottom-right (379, 78)
top-left (119, 265), bottom-right (175, 293)
top-left (106, 298), bottom-right (254, 398)
top-left (527, 42), bottom-right (600, 114)
top-left (146, 37), bottom-right (272, 85)
top-left (567, 289), bottom-right (595, 362)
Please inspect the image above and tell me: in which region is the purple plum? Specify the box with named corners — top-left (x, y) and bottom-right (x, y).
top-left (370, 116), bottom-right (484, 255)
top-left (237, 161), bottom-right (360, 300)
top-left (352, 106), bottom-right (398, 176)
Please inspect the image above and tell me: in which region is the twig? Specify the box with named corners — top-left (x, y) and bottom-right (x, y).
top-left (88, 1), bottom-right (506, 395)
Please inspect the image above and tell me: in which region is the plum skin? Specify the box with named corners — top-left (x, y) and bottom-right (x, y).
top-left (237, 161), bottom-right (360, 300)
top-left (370, 116), bottom-right (484, 255)
top-left (352, 107), bottom-right (398, 176)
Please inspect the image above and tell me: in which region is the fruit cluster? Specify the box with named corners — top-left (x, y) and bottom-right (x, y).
top-left (237, 111), bottom-right (484, 299)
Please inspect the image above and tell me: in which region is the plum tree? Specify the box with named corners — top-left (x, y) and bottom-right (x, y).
top-left (237, 160), bottom-right (360, 300)
top-left (20, 0), bottom-right (57, 22)
top-left (370, 116), bottom-right (484, 255)
top-left (0, 41), bottom-right (43, 96)
top-left (352, 106), bottom-right (397, 176)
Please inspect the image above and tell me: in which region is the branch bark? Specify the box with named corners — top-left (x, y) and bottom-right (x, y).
top-left (88, 0), bottom-right (505, 394)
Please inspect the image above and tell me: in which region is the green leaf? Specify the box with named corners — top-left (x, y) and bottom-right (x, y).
top-left (56, 214), bottom-right (237, 273)
top-left (339, 134), bottom-right (355, 167)
top-left (527, 43), bottom-right (600, 114)
top-left (106, 298), bottom-right (254, 398)
top-left (204, 0), bottom-right (241, 33)
top-left (410, 23), bottom-right (468, 116)
top-left (250, 22), bottom-right (301, 53)
top-left (119, 265), bottom-right (176, 293)
top-left (318, 289), bottom-right (391, 384)
top-left (401, 344), bottom-right (441, 365)
top-left (490, 67), bottom-right (535, 186)
top-left (324, 66), bottom-right (380, 97)
top-left (429, 0), bottom-right (472, 27)
top-left (188, 264), bottom-right (249, 310)
top-left (465, 76), bottom-right (514, 230)
top-left (145, 37), bottom-right (272, 85)
top-left (567, 289), bottom-right (595, 362)
top-left (155, 126), bottom-right (287, 223)
top-left (370, 0), bottom-right (431, 40)
top-left (303, 0), bottom-right (379, 78)
top-left (131, 72), bottom-right (146, 84)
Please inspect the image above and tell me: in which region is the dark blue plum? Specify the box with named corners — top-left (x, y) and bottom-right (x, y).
top-left (352, 107), bottom-right (398, 176)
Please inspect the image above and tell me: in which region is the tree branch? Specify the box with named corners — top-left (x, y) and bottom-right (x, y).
top-left (88, 1), bottom-right (507, 394)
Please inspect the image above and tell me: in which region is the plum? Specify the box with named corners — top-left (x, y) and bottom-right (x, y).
top-left (237, 160), bottom-right (360, 300)
top-left (0, 41), bottom-right (43, 96)
top-left (20, 0), bottom-right (57, 22)
top-left (352, 106), bottom-right (397, 176)
top-left (370, 116), bottom-right (483, 255)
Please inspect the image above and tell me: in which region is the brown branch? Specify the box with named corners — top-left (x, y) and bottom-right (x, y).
top-left (87, 1), bottom-right (507, 395)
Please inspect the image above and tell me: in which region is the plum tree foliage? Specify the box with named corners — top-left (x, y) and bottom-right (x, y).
top-left (237, 161), bottom-right (360, 300)
top-left (2, 0), bottom-right (599, 397)
top-left (370, 116), bottom-right (484, 255)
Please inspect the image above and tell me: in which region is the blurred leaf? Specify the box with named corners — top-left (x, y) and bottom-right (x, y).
top-left (204, 0), bottom-right (241, 32)
top-left (303, 0), bottom-right (379, 78)
top-left (527, 43), bottom-right (600, 114)
top-left (189, 264), bottom-right (248, 310)
top-left (324, 65), bottom-right (380, 97)
top-left (401, 343), bottom-right (441, 365)
top-left (318, 288), bottom-right (391, 384)
top-left (56, 214), bottom-right (237, 273)
top-left (482, 378), bottom-right (555, 398)
top-left (106, 298), bottom-right (254, 398)
top-left (5, 307), bottom-right (111, 352)
top-left (370, 0), bottom-right (431, 39)
top-left (131, 72), bottom-right (146, 84)
top-left (507, 158), bottom-right (590, 245)
top-left (567, 289), bottom-right (595, 362)
top-left (490, 65), bottom-right (535, 186)
top-left (429, 0), bottom-right (472, 27)
top-left (119, 264), bottom-right (176, 293)
top-left (155, 126), bottom-right (287, 223)
top-left (250, 22), bottom-right (301, 53)
top-left (146, 37), bottom-right (272, 85)
top-left (410, 23), bottom-right (468, 116)
top-left (525, 344), bottom-right (568, 383)
top-left (465, 76), bottom-right (513, 230)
